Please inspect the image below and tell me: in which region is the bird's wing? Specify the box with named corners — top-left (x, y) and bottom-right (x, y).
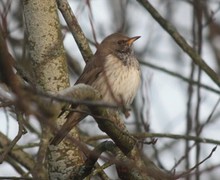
top-left (50, 106), bottom-right (87, 145)
top-left (75, 53), bottom-right (105, 85)
top-left (50, 54), bottom-right (106, 145)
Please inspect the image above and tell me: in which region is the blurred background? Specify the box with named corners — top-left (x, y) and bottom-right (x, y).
top-left (0, 0), bottom-right (220, 179)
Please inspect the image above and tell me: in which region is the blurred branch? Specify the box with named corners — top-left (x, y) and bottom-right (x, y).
top-left (140, 60), bottom-right (220, 94)
top-left (203, 3), bottom-right (220, 74)
top-left (56, 0), bottom-right (93, 63)
top-left (137, 0), bottom-right (220, 87)
top-left (74, 141), bottom-right (135, 180)
top-left (0, 177), bottom-right (32, 180)
top-left (0, 111), bottom-right (27, 163)
top-left (0, 132), bottom-right (35, 171)
top-left (66, 53), bottom-right (82, 76)
top-left (175, 146), bottom-right (217, 179)
top-left (28, 85), bottom-right (119, 109)
top-left (89, 163), bottom-right (111, 179)
top-left (0, 29), bottom-right (25, 109)
top-left (198, 98), bottom-right (220, 134)
top-left (4, 156), bottom-right (28, 177)
top-left (190, 163), bottom-right (220, 177)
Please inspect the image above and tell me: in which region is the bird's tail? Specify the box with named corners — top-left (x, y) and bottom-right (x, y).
top-left (50, 111), bottom-right (86, 145)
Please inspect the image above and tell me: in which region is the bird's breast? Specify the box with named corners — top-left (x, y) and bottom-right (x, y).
top-left (92, 54), bottom-right (140, 106)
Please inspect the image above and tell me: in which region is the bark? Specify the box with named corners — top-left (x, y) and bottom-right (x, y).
top-left (22, 0), bottom-right (84, 179)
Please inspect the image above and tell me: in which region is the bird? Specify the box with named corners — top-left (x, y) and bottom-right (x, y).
top-left (51, 33), bottom-right (141, 145)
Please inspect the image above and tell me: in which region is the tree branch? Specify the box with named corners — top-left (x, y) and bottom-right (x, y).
top-left (140, 60), bottom-right (220, 94)
top-left (86, 132), bottom-right (220, 146)
top-left (137, 0), bottom-right (220, 87)
top-left (56, 0), bottom-right (93, 63)
top-left (0, 132), bottom-right (35, 171)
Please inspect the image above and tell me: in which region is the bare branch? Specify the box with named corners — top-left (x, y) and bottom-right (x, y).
top-left (175, 146), bottom-right (217, 179)
top-left (140, 60), bottom-right (220, 94)
top-left (0, 111), bottom-right (26, 163)
top-left (86, 132), bottom-right (220, 146)
top-left (56, 0), bottom-right (93, 63)
top-left (137, 0), bottom-right (220, 86)
top-left (0, 132), bottom-right (35, 171)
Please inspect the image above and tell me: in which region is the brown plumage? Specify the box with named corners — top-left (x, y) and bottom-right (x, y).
top-left (51, 33), bottom-right (141, 145)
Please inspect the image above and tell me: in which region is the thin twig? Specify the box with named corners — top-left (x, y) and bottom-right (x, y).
top-left (0, 111), bottom-right (26, 163)
top-left (198, 98), bottom-right (220, 134)
top-left (140, 61), bottom-right (220, 95)
top-left (0, 132), bottom-right (35, 171)
top-left (85, 132), bottom-right (220, 146)
top-left (175, 146), bottom-right (217, 179)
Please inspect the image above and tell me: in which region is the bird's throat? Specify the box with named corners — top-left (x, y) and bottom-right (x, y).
top-left (114, 51), bottom-right (137, 67)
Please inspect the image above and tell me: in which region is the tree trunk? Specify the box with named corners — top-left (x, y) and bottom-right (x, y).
top-left (22, 0), bottom-right (84, 179)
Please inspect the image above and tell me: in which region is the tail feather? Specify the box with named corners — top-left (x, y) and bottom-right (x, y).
top-left (50, 112), bottom-right (86, 145)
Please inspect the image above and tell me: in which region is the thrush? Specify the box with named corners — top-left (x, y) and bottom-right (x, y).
top-left (51, 33), bottom-right (141, 145)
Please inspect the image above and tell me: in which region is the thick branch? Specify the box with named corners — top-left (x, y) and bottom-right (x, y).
top-left (56, 0), bottom-right (93, 63)
top-left (74, 141), bottom-right (151, 180)
top-left (92, 100), bottom-right (172, 179)
top-left (137, 0), bottom-right (220, 87)
top-left (55, 84), bottom-right (173, 179)
top-left (33, 84), bottom-right (172, 179)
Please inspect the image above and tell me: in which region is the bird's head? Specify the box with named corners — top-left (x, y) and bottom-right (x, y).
top-left (97, 33), bottom-right (140, 57)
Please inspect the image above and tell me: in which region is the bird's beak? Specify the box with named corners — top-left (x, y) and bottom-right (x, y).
top-left (126, 36), bottom-right (141, 46)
